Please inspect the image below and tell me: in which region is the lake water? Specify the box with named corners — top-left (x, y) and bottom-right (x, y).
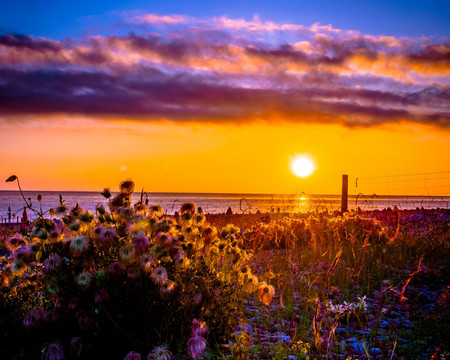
top-left (1, 190), bottom-right (449, 222)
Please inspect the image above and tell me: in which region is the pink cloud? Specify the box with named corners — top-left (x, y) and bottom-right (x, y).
top-left (0, 15), bottom-right (449, 128)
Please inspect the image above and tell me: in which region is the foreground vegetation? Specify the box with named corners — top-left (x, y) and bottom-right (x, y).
top-left (0, 177), bottom-right (449, 359)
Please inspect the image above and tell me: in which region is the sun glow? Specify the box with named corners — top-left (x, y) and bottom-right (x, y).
top-left (291, 156), bottom-right (315, 178)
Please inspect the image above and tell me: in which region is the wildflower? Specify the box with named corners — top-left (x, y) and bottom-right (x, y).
top-left (100, 187), bottom-right (112, 199)
top-left (119, 244), bottom-right (136, 265)
top-left (99, 226), bottom-right (118, 246)
top-left (23, 308), bottom-right (44, 329)
top-left (193, 293), bottom-right (203, 306)
top-left (42, 310), bottom-right (58, 323)
top-left (243, 274), bottom-right (259, 293)
top-left (69, 221), bottom-right (80, 231)
top-left (13, 245), bottom-right (31, 263)
top-left (201, 226), bottom-right (217, 244)
top-left (37, 228), bottom-right (49, 240)
top-left (70, 235), bottom-right (89, 256)
top-left (191, 319), bottom-right (207, 337)
top-left (186, 336), bottom-right (206, 359)
top-left (124, 351), bottom-right (141, 360)
top-left (127, 266), bottom-right (140, 279)
top-left (94, 288), bottom-right (110, 304)
top-left (44, 254), bottom-right (62, 273)
top-left (132, 235), bottom-right (149, 254)
top-left (147, 344), bottom-right (173, 360)
top-left (139, 253), bottom-right (155, 272)
top-left (159, 280), bottom-right (176, 297)
top-left (193, 213), bottom-right (206, 226)
top-left (70, 337), bottom-right (82, 357)
top-left (108, 261), bottom-right (124, 277)
top-left (76, 310), bottom-right (92, 332)
top-left (68, 297), bottom-right (80, 311)
top-left (119, 207), bottom-right (135, 218)
top-left (75, 272), bottom-right (92, 291)
top-left (151, 266), bottom-right (168, 285)
top-left (180, 202), bottom-right (196, 216)
top-left (156, 232), bottom-right (173, 247)
top-left (5, 234), bottom-right (26, 251)
top-left (41, 342), bottom-right (65, 360)
top-left (149, 205), bottom-right (164, 218)
top-left (78, 211), bottom-right (94, 223)
top-left (173, 248), bottom-right (185, 264)
top-left (120, 179), bottom-right (135, 195)
top-left (257, 282), bottom-right (275, 306)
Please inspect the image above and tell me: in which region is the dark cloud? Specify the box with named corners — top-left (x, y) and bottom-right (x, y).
top-left (0, 34), bottom-right (61, 52)
top-left (0, 66), bottom-right (448, 127)
top-left (0, 26), bottom-right (449, 128)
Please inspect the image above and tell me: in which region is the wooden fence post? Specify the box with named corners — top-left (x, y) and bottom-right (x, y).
top-left (341, 174), bottom-right (348, 213)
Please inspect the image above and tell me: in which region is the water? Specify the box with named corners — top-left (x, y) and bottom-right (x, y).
top-left (0, 190), bottom-right (449, 222)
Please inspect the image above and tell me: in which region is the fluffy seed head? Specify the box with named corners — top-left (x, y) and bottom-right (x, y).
top-left (124, 351), bottom-right (141, 360)
top-left (147, 344), bottom-right (173, 360)
top-left (41, 342), bottom-right (65, 360)
top-left (44, 254), bottom-right (62, 273)
top-left (70, 235), bottom-right (89, 256)
top-left (120, 179), bottom-right (135, 195)
top-left (151, 266), bottom-right (168, 285)
top-left (119, 244), bottom-right (136, 265)
top-left (75, 272), bottom-right (92, 291)
top-left (180, 202), bottom-right (196, 216)
top-left (257, 282), bottom-right (276, 306)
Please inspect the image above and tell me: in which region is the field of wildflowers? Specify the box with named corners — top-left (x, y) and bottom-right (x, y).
top-left (0, 177), bottom-right (449, 359)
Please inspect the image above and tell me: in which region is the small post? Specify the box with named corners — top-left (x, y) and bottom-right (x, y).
top-left (341, 174), bottom-right (348, 213)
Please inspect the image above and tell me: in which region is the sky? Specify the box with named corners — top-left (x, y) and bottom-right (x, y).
top-left (0, 0), bottom-right (449, 195)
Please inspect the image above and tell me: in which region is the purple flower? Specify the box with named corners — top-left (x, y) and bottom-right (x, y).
top-left (100, 226), bottom-right (118, 246)
top-left (23, 308), bottom-right (44, 329)
top-left (186, 336), bottom-right (206, 359)
top-left (147, 344), bottom-right (173, 360)
top-left (44, 254), bottom-right (62, 273)
top-left (70, 337), bottom-right (82, 357)
top-left (76, 310), bottom-right (92, 332)
top-left (41, 342), bottom-right (65, 360)
top-left (132, 235), bottom-right (149, 254)
top-left (191, 319), bottom-right (207, 337)
top-left (94, 288), bottom-right (110, 304)
top-left (124, 351), bottom-right (141, 360)
top-left (108, 261), bottom-right (124, 277)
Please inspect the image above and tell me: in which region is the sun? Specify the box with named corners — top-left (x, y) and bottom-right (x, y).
top-left (291, 156), bottom-right (315, 178)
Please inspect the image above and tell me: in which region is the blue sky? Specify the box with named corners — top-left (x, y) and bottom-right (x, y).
top-left (1, 0), bottom-right (449, 39)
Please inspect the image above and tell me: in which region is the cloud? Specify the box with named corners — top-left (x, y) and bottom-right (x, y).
top-left (0, 14), bottom-right (449, 128)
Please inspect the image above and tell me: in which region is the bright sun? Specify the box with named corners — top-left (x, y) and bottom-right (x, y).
top-left (291, 156), bottom-right (315, 178)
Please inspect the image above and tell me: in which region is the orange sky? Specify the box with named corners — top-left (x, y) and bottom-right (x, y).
top-left (1, 117), bottom-right (449, 195)
top-left (0, 14), bottom-right (449, 195)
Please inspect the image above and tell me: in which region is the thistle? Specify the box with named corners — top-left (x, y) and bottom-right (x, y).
top-left (23, 308), bottom-right (44, 329)
top-left (132, 235), bottom-right (149, 254)
top-left (119, 244), bottom-right (136, 265)
top-left (44, 254), bottom-right (62, 273)
top-left (75, 272), bottom-right (92, 291)
top-left (180, 202), bottom-right (196, 216)
top-left (151, 266), bottom-right (168, 285)
top-left (70, 235), bottom-right (89, 256)
top-left (41, 342), bottom-right (65, 360)
top-left (147, 344), bottom-right (173, 360)
top-left (257, 282), bottom-right (275, 306)
top-left (191, 319), bottom-right (207, 337)
top-left (124, 351), bottom-right (141, 360)
top-left (120, 179), bottom-right (135, 196)
top-left (186, 336), bottom-right (207, 360)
